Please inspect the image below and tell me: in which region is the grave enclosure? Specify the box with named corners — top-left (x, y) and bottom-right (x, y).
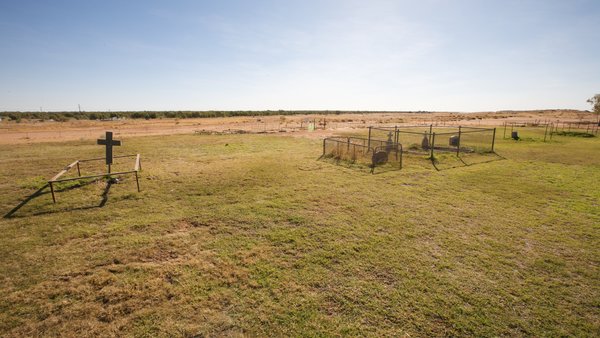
top-left (371, 125), bottom-right (496, 155)
top-left (322, 125), bottom-right (497, 171)
top-left (47, 131), bottom-right (142, 203)
top-left (322, 134), bottom-right (403, 173)
top-left (502, 120), bottom-right (598, 141)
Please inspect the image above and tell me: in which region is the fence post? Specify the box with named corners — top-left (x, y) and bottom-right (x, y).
top-left (543, 123), bottom-right (549, 142)
top-left (367, 126), bottom-right (372, 150)
top-left (50, 182), bottom-right (56, 203)
top-left (322, 138), bottom-right (326, 156)
top-left (430, 132), bottom-right (436, 159)
top-left (399, 145), bottom-right (403, 169)
top-left (347, 137), bottom-right (350, 152)
top-left (491, 128), bottom-right (496, 152)
top-left (457, 126), bottom-right (462, 156)
top-left (135, 172), bottom-right (140, 192)
top-left (428, 124), bottom-right (433, 145)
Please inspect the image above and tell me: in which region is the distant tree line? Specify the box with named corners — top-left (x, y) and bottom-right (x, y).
top-left (0, 110), bottom-right (431, 122)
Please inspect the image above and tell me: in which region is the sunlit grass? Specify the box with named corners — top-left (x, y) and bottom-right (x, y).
top-left (0, 131), bottom-right (598, 336)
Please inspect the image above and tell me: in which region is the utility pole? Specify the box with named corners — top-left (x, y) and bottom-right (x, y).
top-left (78, 104), bottom-right (81, 113)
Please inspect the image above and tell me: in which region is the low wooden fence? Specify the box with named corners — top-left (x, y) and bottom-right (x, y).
top-left (48, 154), bottom-right (141, 203)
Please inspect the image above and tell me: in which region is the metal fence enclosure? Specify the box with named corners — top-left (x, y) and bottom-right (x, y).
top-left (322, 136), bottom-right (402, 172)
top-left (551, 121), bottom-right (598, 135)
top-left (502, 121), bottom-right (554, 141)
top-left (367, 125), bottom-right (496, 158)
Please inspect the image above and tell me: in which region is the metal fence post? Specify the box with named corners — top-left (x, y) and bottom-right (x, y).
top-left (491, 128), bottom-right (496, 152)
top-left (135, 172), bottom-right (140, 192)
top-left (367, 126), bottom-right (372, 150)
top-left (430, 132), bottom-right (436, 158)
top-left (322, 138), bottom-right (326, 156)
top-left (428, 124), bottom-right (433, 146)
top-left (457, 126), bottom-right (462, 156)
top-left (399, 145), bottom-right (403, 169)
top-left (50, 182), bottom-right (56, 203)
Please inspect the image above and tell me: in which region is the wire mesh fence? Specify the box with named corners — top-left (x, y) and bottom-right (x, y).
top-left (502, 121), bottom-right (598, 141)
top-left (367, 125), bottom-right (496, 156)
top-left (321, 125), bottom-right (497, 172)
top-left (397, 130), bottom-right (433, 154)
top-left (501, 122), bottom-right (553, 141)
top-left (550, 121), bottom-right (599, 136)
top-left (321, 136), bottom-right (402, 173)
top-left (457, 128), bottom-right (496, 153)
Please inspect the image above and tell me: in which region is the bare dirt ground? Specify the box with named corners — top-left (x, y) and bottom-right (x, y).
top-left (0, 110), bottom-right (595, 144)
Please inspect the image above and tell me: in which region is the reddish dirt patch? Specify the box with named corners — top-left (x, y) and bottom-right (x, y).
top-left (0, 110), bottom-right (594, 145)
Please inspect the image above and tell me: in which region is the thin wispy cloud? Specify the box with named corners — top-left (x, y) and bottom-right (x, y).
top-left (0, 0), bottom-right (598, 111)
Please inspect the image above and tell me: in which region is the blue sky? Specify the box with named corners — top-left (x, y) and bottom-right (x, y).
top-left (1, 0), bottom-right (599, 112)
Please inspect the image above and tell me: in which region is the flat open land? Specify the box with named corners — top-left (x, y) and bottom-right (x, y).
top-left (0, 112), bottom-right (599, 336)
top-left (0, 109), bottom-right (594, 144)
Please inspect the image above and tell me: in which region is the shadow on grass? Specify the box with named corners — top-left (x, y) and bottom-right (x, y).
top-left (431, 152), bottom-right (506, 171)
top-left (317, 155), bottom-right (402, 175)
top-left (3, 178), bottom-right (111, 218)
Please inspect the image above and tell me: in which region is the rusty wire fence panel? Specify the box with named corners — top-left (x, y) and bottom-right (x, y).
top-left (322, 137), bottom-right (384, 162)
top-left (372, 144), bottom-right (403, 171)
top-left (322, 125), bottom-right (496, 171)
top-left (397, 130), bottom-right (433, 154)
top-left (368, 126), bottom-right (496, 155)
top-left (502, 122), bottom-right (553, 141)
top-left (552, 121), bottom-right (599, 134)
top-left (367, 125), bottom-right (496, 155)
top-left (364, 125), bottom-right (498, 171)
top-left (322, 137), bottom-right (402, 172)
top-left (458, 128), bottom-right (496, 154)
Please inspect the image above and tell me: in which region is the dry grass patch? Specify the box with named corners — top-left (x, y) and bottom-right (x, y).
top-left (0, 132), bottom-right (598, 336)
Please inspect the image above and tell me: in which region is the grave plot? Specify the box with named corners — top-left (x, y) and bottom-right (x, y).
top-left (321, 134), bottom-right (402, 173)
top-left (550, 121), bottom-right (598, 138)
top-left (502, 121), bottom-right (597, 142)
top-left (48, 131), bottom-right (142, 203)
top-left (368, 125), bottom-right (496, 154)
top-left (502, 121), bottom-right (554, 141)
top-left (365, 125), bottom-right (498, 169)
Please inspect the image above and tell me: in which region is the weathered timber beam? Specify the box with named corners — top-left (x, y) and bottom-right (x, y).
top-left (50, 170), bottom-right (137, 183)
top-left (49, 160), bottom-right (79, 182)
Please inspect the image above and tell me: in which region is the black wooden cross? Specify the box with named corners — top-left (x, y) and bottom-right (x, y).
top-left (97, 131), bottom-right (121, 172)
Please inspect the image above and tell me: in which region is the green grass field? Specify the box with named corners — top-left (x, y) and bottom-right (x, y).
top-left (0, 129), bottom-right (598, 336)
